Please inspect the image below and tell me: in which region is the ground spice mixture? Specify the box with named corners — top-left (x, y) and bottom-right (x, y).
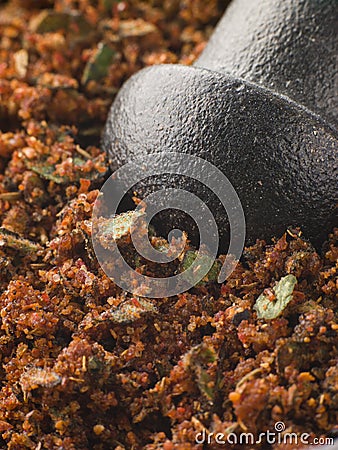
top-left (0, 0), bottom-right (337, 449)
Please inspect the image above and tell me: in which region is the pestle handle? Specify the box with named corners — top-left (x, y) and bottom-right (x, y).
top-left (195, 0), bottom-right (338, 128)
top-left (102, 0), bottom-right (338, 251)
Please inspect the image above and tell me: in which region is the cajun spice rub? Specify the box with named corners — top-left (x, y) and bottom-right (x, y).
top-left (0, 0), bottom-right (337, 449)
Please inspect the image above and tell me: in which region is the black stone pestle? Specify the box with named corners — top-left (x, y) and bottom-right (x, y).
top-left (102, 0), bottom-right (337, 251)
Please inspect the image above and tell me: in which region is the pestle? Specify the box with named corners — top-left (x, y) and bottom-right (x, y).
top-left (102, 0), bottom-right (337, 251)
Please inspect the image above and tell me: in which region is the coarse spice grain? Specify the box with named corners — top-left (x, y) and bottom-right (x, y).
top-left (0, 1), bottom-right (337, 449)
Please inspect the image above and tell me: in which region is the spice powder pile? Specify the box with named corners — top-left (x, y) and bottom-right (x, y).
top-left (0, 0), bottom-right (337, 449)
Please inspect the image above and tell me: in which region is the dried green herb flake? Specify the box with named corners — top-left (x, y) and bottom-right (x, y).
top-left (82, 43), bottom-right (116, 84)
top-left (180, 250), bottom-right (221, 286)
top-left (254, 274), bottom-right (297, 319)
top-left (183, 343), bottom-right (217, 401)
top-left (30, 10), bottom-right (70, 33)
top-left (107, 297), bottom-right (158, 324)
top-left (0, 227), bottom-right (40, 254)
top-left (30, 10), bottom-right (91, 36)
top-left (96, 210), bottom-right (146, 248)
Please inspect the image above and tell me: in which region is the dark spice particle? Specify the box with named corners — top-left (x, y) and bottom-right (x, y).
top-left (0, 1), bottom-right (337, 449)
